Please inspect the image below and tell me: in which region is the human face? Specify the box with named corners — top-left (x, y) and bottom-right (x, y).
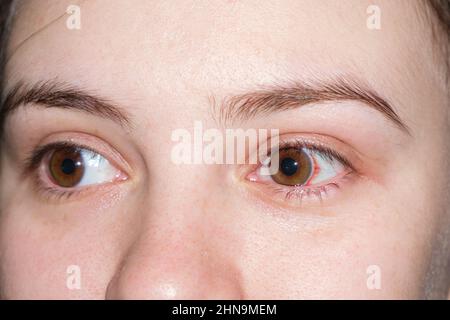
top-left (0, 0), bottom-right (448, 299)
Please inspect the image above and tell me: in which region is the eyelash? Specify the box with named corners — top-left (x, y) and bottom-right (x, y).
top-left (276, 140), bottom-right (354, 169)
top-left (24, 141), bottom-right (116, 201)
top-left (247, 138), bottom-right (356, 206)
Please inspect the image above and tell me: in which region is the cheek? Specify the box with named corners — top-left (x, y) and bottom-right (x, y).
top-left (0, 202), bottom-right (124, 299)
top-left (237, 221), bottom-right (359, 298)
top-left (0, 208), bottom-right (73, 298)
top-left (235, 178), bottom-right (433, 299)
top-left (238, 214), bottom-right (424, 299)
top-left (340, 184), bottom-right (437, 298)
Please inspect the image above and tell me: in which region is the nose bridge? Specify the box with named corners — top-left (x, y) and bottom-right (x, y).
top-left (105, 200), bottom-right (244, 299)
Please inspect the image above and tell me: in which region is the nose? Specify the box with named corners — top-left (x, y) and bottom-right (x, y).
top-left (105, 222), bottom-right (244, 299)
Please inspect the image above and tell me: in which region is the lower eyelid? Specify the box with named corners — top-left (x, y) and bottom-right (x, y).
top-left (243, 170), bottom-right (357, 209)
top-left (252, 167), bottom-right (352, 190)
top-left (32, 180), bottom-right (121, 202)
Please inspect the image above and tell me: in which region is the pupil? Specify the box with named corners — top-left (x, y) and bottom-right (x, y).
top-left (61, 158), bottom-right (77, 175)
top-left (280, 157), bottom-right (299, 176)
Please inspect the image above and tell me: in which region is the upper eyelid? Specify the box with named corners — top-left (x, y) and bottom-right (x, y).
top-left (37, 129), bottom-right (131, 161)
top-left (276, 141), bottom-right (355, 171)
top-left (23, 142), bottom-right (99, 172)
top-left (263, 134), bottom-right (358, 170)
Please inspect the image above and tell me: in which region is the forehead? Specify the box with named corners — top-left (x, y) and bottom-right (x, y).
top-left (4, 0), bottom-right (442, 115)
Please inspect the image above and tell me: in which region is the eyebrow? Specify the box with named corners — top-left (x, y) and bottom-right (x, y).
top-left (216, 76), bottom-right (410, 134)
top-left (0, 77), bottom-right (409, 135)
top-left (0, 80), bottom-right (131, 129)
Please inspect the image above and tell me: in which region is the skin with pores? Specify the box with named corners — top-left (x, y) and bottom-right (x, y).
top-left (0, 0), bottom-right (449, 299)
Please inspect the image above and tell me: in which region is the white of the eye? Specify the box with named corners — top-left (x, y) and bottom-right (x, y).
top-left (307, 150), bottom-right (345, 184)
top-left (76, 149), bottom-right (119, 186)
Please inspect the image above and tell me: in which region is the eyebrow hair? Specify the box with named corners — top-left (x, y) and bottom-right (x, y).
top-left (0, 80), bottom-right (132, 130)
top-left (0, 77), bottom-right (408, 137)
top-left (215, 76), bottom-right (410, 134)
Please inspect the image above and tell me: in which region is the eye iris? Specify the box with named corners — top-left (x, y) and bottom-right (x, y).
top-left (49, 148), bottom-right (84, 188)
top-left (271, 148), bottom-right (313, 186)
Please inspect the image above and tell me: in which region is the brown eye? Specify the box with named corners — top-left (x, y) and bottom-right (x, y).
top-left (48, 147), bottom-right (85, 188)
top-left (270, 148), bottom-right (313, 186)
